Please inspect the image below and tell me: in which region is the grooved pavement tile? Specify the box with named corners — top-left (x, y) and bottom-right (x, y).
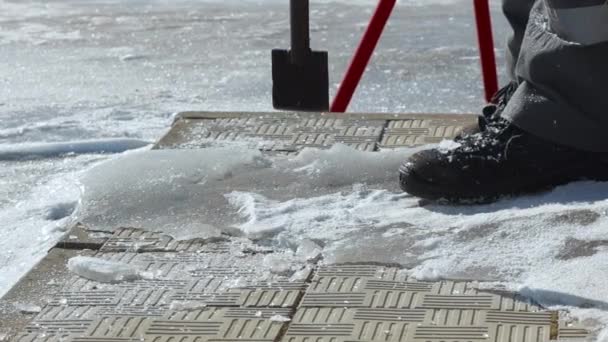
top-left (14, 235), bottom-right (311, 342)
top-left (7, 240), bottom-right (590, 342)
top-left (156, 112), bottom-right (387, 152)
top-left (284, 265), bottom-right (589, 342)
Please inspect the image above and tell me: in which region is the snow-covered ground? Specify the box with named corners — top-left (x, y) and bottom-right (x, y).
top-left (10, 0), bottom-right (608, 339)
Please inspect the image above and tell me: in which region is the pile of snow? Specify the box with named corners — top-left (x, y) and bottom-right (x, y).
top-left (67, 256), bottom-right (152, 283)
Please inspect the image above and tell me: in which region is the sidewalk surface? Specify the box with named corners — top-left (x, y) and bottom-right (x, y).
top-left (0, 112), bottom-right (590, 342)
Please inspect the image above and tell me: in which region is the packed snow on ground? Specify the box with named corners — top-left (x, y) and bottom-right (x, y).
top-left (67, 256), bottom-right (153, 283)
top-left (76, 144), bottom-right (424, 239)
top-left (75, 142), bottom-right (608, 337)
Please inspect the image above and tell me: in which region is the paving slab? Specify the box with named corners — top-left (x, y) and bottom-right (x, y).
top-left (0, 248), bottom-right (95, 341)
top-left (155, 112), bottom-right (477, 151)
top-left (284, 265), bottom-right (587, 342)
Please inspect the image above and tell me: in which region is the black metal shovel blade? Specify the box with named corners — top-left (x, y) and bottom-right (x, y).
top-left (272, 49), bottom-right (329, 112)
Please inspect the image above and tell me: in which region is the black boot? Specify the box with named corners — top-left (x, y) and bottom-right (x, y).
top-left (399, 117), bottom-right (608, 203)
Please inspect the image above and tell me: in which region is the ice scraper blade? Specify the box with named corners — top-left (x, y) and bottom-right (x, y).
top-left (272, 0), bottom-right (329, 112)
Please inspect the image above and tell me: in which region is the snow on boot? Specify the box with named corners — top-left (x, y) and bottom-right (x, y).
top-left (399, 118), bottom-right (608, 203)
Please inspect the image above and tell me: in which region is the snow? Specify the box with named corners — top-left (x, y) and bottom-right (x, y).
top-left (269, 315), bottom-right (292, 322)
top-left (0, 139), bottom-right (150, 161)
top-left (67, 256), bottom-right (152, 283)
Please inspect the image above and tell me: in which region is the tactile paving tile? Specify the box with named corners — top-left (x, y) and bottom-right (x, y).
top-left (9, 243), bottom-right (590, 342)
top-left (145, 307), bottom-right (291, 341)
top-left (283, 265), bottom-right (588, 342)
top-left (379, 115), bottom-right (475, 148)
top-left (100, 227), bottom-right (235, 253)
top-left (16, 242), bottom-right (310, 342)
top-left (156, 112), bottom-right (389, 152)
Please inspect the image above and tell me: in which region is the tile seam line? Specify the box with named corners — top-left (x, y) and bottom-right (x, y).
top-left (275, 263), bottom-right (319, 342)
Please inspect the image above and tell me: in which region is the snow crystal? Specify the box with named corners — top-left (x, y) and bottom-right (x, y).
top-left (67, 256), bottom-right (151, 283)
top-left (269, 315), bottom-right (291, 322)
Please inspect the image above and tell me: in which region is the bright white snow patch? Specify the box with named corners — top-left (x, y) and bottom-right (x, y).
top-left (67, 256), bottom-right (151, 283)
top-left (437, 139), bottom-right (462, 152)
top-left (269, 315), bottom-right (291, 322)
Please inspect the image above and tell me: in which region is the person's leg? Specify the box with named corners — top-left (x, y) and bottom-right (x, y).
top-left (399, 0), bottom-right (608, 203)
top-left (503, 0), bottom-right (536, 80)
top-left (471, 0), bottom-right (534, 130)
top-left (502, 0), bottom-right (608, 152)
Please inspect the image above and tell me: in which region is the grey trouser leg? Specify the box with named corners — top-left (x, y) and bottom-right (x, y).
top-left (503, 0), bottom-right (535, 80)
top-left (500, 0), bottom-right (608, 152)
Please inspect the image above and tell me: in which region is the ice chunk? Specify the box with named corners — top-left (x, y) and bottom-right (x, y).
top-left (263, 253), bottom-right (294, 275)
top-left (295, 239), bottom-right (322, 262)
top-left (289, 266), bottom-right (312, 282)
top-left (76, 147), bottom-right (266, 239)
top-left (67, 256), bottom-right (149, 283)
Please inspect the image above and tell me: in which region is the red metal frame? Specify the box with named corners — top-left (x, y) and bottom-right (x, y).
top-left (331, 0), bottom-right (498, 112)
top-left (330, 0), bottom-right (396, 113)
top-left (473, 0), bottom-right (499, 103)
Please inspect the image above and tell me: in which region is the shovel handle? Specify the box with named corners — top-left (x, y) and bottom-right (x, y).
top-left (291, 0), bottom-right (311, 66)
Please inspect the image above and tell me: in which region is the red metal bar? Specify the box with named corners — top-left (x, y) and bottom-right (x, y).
top-left (330, 0), bottom-right (396, 113)
top-left (473, 0), bottom-right (498, 103)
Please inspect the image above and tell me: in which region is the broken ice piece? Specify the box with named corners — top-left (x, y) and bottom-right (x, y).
top-left (14, 303), bottom-right (42, 314)
top-left (263, 254), bottom-right (293, 275)
top-left (289, 267), bottom-right (311, 282)
top-left (269, 315), bottom-right (291, 322)
top-left (67, 256), bottom-right (149, 283)
top-left (295, 239), bottom-right (323, 262)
